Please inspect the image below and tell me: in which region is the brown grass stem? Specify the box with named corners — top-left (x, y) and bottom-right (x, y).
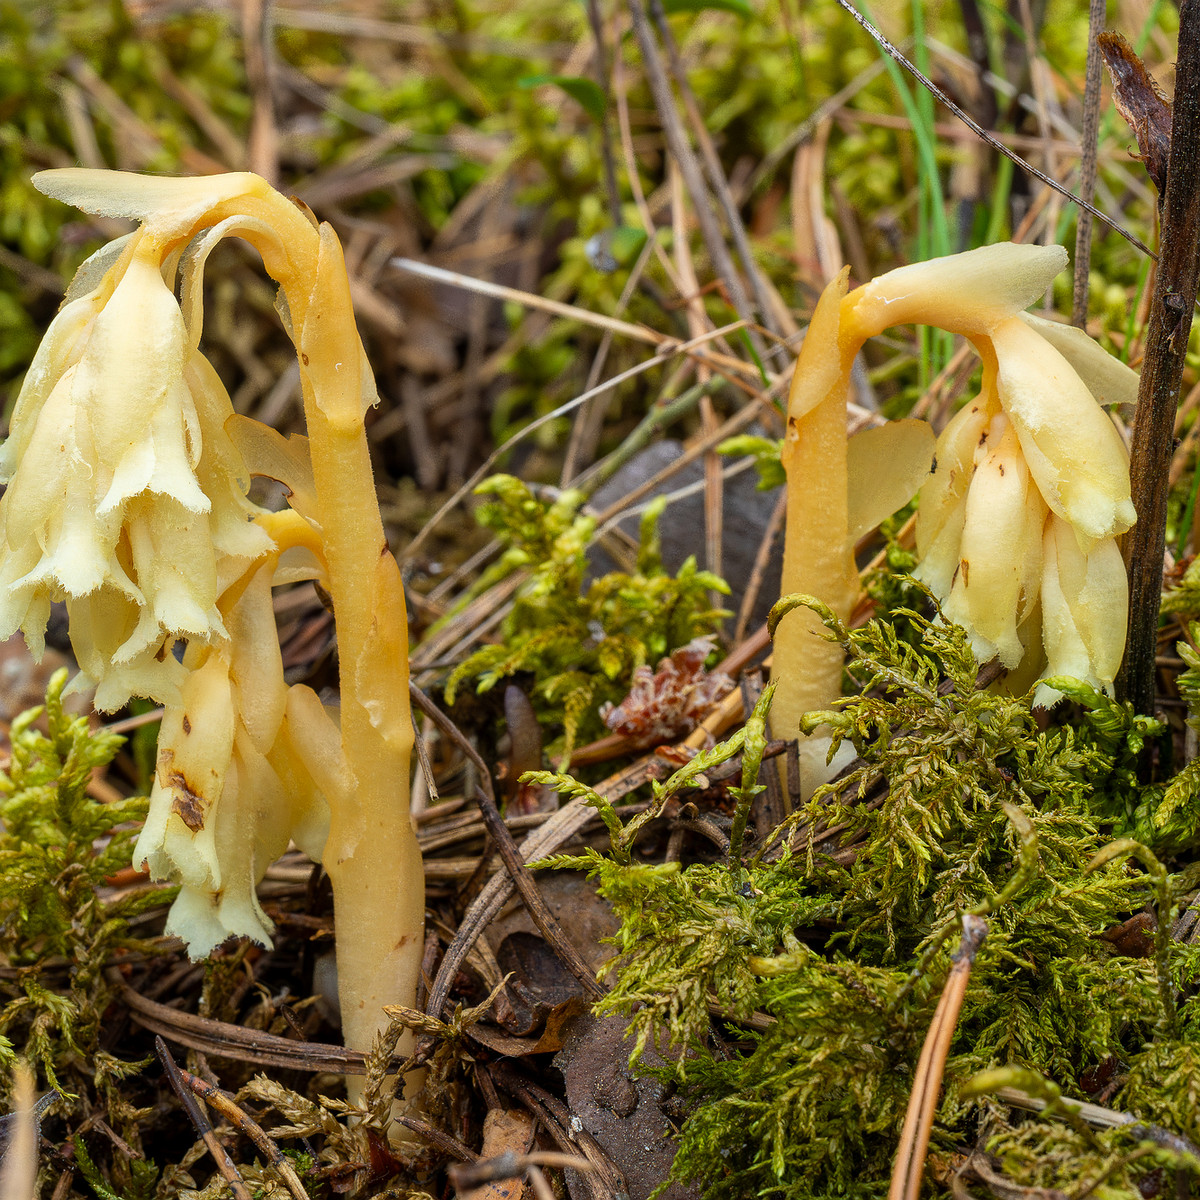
top-left (1071, 0), bottom-right (1107, 328)
top-left (626, 0), bottom-right (768, 362)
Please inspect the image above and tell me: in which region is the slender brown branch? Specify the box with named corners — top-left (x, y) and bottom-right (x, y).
top-left (1119, 0), bottom-right (1200, 717)
top-left (584, 0), bottom-right (622, 224)
top-left (473, 787), bottom-right (607, 1000)
top-left (1071, 0), bottom-right (1107, 328)
top-left (887, 915), bottom-right (988, 1200)
top-left (626, 0), bottom-right (768, 359)
top-left (176, 1070), bottom-right (310, 1200)
top-left (448, 1150), bottom-right (594, 1191)
top-left (647, 0), bottom-right (785, 341)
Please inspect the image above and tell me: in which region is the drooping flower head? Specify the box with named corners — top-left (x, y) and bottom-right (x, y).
top-left (773, 243), bottom-right (1136, 774)
top-left (133, 517), bottom-right (336, 954)
top-left (850, 244), bottom-right (1137, 704)
top-left (0, 172), bottom-right (284, 709)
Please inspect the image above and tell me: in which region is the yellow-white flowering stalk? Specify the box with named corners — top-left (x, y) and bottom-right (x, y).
top-left (896, 245), bottom-right (1137, 705)
top-left (773, 242), bottom-right (1137, 785)
top-left (17, 169), bottom-right (423, 1113)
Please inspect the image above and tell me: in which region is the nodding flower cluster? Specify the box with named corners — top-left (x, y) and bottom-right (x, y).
top-left (772, 242), bottom-right (1136, 771)
top-left (0, 176), bottom-right (276, 712)
top-left (879, 245), bottom-right (1137, 706)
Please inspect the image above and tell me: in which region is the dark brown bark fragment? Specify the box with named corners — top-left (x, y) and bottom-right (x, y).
top-left (1118, 2), bottom-right (1200, 718)
top-left (1099, 31), bottom-right (1172, 197)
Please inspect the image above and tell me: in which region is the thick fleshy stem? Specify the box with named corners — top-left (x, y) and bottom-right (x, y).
top-left (190, 192), bottom-right (424, 1095)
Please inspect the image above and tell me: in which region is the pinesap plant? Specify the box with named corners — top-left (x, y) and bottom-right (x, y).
top-left (0, 169), bottom-right (423, 1105)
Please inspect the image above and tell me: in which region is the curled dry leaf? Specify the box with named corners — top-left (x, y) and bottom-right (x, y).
top-left (1099, 31), bottom-right (1172, 196)
top-left (598, 637), bottom-right (732, 748)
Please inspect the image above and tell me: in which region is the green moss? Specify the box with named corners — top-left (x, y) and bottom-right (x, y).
top-left (532, 594), bottom-right (1200, 1198)
top-left (443, 474), bottom-right (728, 762)
top-left (0, 669), bottom-right (167, 1105)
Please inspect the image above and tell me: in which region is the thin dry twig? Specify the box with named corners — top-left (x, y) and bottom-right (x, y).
top-left (834, 0), bottom-right (1154, 256)
top-left (473, 788), bottom-right (607, 999)
top-left (424, 753), bottom-right (676, 1019)
top-left (120, 976), bottom-right (390, 1073)
top-left (448, 1150), bottom-right (594, 1191)
top-left (241, 0), bottom-right (278, 185)
top-left (626, 0), bottom-right (768, 361)
top-left (1071, 0), bottom-right (1107, 327)
top-left (156, 1038), bottom-right (254, 1200)
top-left (397, 313), bottom-right (755, 564)
top-left (175, 1069), bottom-right (310, 1200)
top-left (489, 1065), bottom-right (626, 1200)
top-left (648, 0), bottom-right (788, 341)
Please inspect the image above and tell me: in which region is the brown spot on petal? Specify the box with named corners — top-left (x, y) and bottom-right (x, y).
top-left (169, 772), bottom-right (206, 832)
top-left (961, 559), bottom-right (970, 587)
top-left (998, 463), bottom-right (1005, 477)
top-left (182, 715), bottom-right (191, 735)
top-left (301, 352), bottom-right (310, 366)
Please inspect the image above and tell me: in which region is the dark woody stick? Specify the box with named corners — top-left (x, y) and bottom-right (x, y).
top-left (1119, 0), bottom-right (1200, 719)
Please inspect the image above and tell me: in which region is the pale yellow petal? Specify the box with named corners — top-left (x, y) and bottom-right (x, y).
top-left (991, 315), bottom-right (1135, 542)
top-left (915, 390), bottom-right (998, 568)
top-left (62, 232), bottom-right (135, 307)
top-left (946, 415), bottom-right (1037, 668)
top-left (1018, 312), bottom-right (1139, 409)
top-left (844, 243), bottom-right (1067, 340)
top-left (134, 650), bottom-right (235, 888)
top-left (1035, 516), bottom-right (1128, 705)
top-left (226, 414), bottom-right (320, 525)
top-left (34, 168), bottom-right (271, 240)
top-left (228, 564), bottom-right (288, 754)
top-left (0, 290), bottom-right (104, 482)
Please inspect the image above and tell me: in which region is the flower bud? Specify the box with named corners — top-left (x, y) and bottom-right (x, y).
top-left (134, 557), bottom-right (332, 954)
top-left (990, 315), bottom-right (1135, 544)
top-left (941, 413), bottom-right (1046, 669)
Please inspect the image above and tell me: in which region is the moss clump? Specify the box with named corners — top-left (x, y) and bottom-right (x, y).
top-left (536, 596), bottom-right (1200, 1199)
top-left (444, 474), bottom-right (728, 762)
top-left (0, 669), bottom-right (166, 1109)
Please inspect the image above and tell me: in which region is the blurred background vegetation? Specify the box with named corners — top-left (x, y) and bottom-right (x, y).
top-left (0, 1), bottom-right (1180, 532)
